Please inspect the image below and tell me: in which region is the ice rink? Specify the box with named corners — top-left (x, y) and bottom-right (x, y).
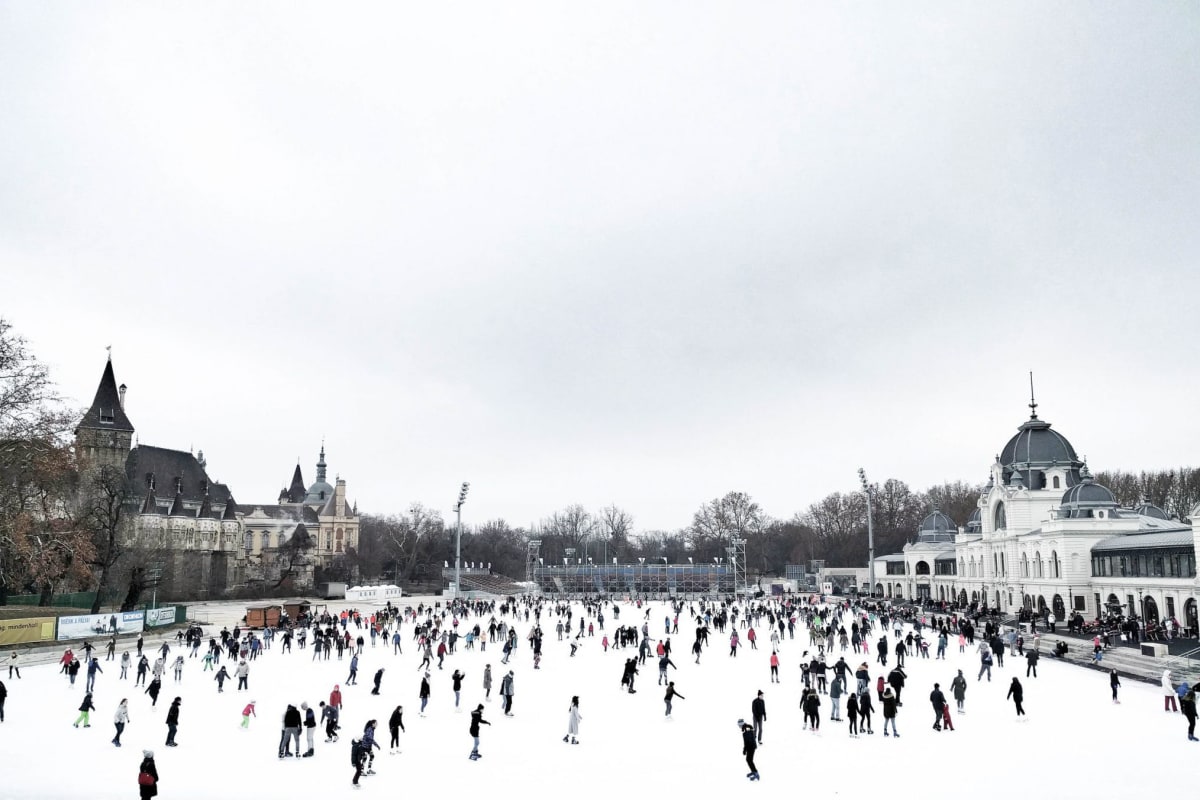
top-left (0, 599), bottom-right (1193, 800)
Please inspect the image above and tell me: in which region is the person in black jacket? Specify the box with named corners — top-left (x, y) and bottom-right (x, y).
top-left (0, 678), bottom-right (6, 722)
top-left (929, 683), bottom-right (947, 731)
top-left (164, 697), bottom-right (181, 746)
top-left (279, 704), bottom-right (302, 757)
top-left (137, 750), bottom-right (159, 799)
top-left (751, 690), bottom-right (766, 744)
top-left (881, 687), bottom-right (899, 737)
top-left (145, 677), bottom-right (161, 707)
top-left (387, 705), bottom-right (405, 754)
top-left (740, 722), bottom-right (759, 780)
top-left (1026, 649), bottom-right (1039, 678)
top-left (888, 666), bottom-right (907, 706)
top-left (1007, 677), bottom-right (1025, 717)
top-left (664, 682), bottom-right (684, 718)
top-left (371, 668), bottom-right (385, 696)
top-left (469, 704), bottom-right (490, 759)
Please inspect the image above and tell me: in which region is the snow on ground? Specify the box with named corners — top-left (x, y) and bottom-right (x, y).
top-left (0, 599), bottom-right (1193, 800)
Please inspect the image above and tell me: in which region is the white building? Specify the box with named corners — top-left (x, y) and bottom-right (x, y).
top-left (874, 402), bottom-right (1199, 635)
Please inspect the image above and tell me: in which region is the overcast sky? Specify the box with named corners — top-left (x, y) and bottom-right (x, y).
top-left (2, 2), bottom-right (1198, 533)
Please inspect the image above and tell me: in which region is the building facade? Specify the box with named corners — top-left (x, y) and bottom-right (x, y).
top-left (75, 357), bottom-right (360, 598)
top-left (874, 402), bottom-right (1200, 635)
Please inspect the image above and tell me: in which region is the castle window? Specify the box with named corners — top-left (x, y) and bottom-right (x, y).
top-left (1052, 475), bottom-right (1060, 489)
top-left (99, 408), bottom-right (114, 424)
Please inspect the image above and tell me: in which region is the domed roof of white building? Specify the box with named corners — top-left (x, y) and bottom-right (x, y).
top-left (1059, 465), bottom-right (1117, 510)
top-left (1132, 502), bottom-right (1170, 520)
top-left (915, 508), bottom-right (957, 543)
top-left (998, 394), bottom-right (1084, 489)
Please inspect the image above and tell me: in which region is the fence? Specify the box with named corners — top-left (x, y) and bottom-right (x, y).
top-left (5, 591), bottom-right (99, 608)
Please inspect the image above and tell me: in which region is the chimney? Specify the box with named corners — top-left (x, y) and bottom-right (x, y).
top-left (118, 384), bottom-right (127, 410)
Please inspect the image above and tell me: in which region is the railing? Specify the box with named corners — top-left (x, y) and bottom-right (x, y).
top-left (1162, 646), bottom-right (1200, 681)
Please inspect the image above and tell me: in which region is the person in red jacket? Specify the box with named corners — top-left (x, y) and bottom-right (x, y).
top-left (330, 685), bottom-right (343, 710)
top-left (241, 700), bottom-right (256, 729)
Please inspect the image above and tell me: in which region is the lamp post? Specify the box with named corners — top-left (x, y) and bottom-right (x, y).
top-left (859, 468), bottom-right (876, 598)
top-left (453, 482), bottom-right (470, 599)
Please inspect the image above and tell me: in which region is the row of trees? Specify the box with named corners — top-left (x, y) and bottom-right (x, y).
top-left (349, 480), bottom-right (986, 584)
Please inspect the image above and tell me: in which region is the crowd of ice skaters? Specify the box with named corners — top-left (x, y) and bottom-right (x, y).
top-left (5, 594), bottom-right (1200, 792)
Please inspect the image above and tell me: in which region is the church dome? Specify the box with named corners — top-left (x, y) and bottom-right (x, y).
top-left (965, 507), bottom-right (982, 534)
top-left (915, 509), bottom-right (957, 543)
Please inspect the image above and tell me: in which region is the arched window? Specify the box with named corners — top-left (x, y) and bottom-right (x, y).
top-left (259, 532), bottom-right (269, 550)
top-left (1021, 554), bottom-right (1029, 578)
top-left (1001, 553), bottom-right (1006, 576)
top-left (1051, 551), bottom-right (1061, 578)
top-left (1052, 475), bottom-right (1061, 489)
top-left (959, 558), bottom-right (966, 577)
top-left (1034, 551), bottom-right (1042, 578)
top-left (993, 554), bottom-right (999, 575)
top-left (277, 533), bottom-right (286, 548)
top-left (994, 501), bottom-right (1007, 531)
top-left (244, 533), bottom-right (252, 550)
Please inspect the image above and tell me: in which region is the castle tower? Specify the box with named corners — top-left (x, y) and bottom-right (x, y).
top-left (75, 355), bottom-right (135, 472)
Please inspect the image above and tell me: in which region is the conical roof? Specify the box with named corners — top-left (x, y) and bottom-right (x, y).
top-left (168, 491), bottom-right (189, 517)
top-left (221, 498), bottom-right (239, 521)
top-left (286, 464), bottom-right (306, 503)
top-left (78, 359), bottom-right (134, 433)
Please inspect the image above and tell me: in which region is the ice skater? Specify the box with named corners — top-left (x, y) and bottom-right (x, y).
top-left (388, 705), bottom-right (405, 753)
top-left (74, 692), bottom-right (95, 727)
top-left (563, 696), bottom-right (581, 744)
top-left (664, 681), bottom-right (684, 719)
top-left (740, 721), bottom-right (759, 780)
top-left (241, 700), bottom-right (256, 728)
top-left (1110, 669), bottom-right (1121, 703)
top-left (112, 698), bottom-right (130, 746)
top-left (469, 704), bottom-right (490, 759)
top-left (1008, 677), bottom-right (1025, 717)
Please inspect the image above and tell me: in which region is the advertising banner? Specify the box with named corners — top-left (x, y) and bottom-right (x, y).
top-left (56, 611), bottom-right (145, 640)
top-left (0, 617), bottom-right (57, 646)
top-left (145, 607), bottom-right (177, 627)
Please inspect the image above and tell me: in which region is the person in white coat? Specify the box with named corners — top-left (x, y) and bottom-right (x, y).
top-left (563, 696), bottom-right (582, 744)
top-left (112, 698), bottom-right (130, 746)
top-left (1163, 669), bottom-right (1178, 712)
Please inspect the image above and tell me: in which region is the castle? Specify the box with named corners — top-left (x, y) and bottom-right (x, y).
top-left (74, 356), bottom-right (360, 599)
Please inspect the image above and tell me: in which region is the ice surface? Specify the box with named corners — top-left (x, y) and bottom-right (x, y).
top-left (0, 600), bottom-right (1193, 800)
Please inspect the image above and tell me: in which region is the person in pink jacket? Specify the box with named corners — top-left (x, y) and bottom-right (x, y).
top-left (241, 700), bottom-right (256, 728)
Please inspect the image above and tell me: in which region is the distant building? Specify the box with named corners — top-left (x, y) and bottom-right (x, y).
top-left (874, 400), bottom-right (1200, 635)
top-left (74, 356), bottom-right (360, 598)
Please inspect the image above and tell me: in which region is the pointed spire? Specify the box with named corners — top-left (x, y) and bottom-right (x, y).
top-left (168, 491), bottom-right (188, 517)
top-left (1028, 371), bottom-right (1038, 420)
top-left (287, 464), bottom-right (306, 503)
top-left (78, 358), bottom-right (135, 432)
top-left (198, 490), bottom-right (214, 520)
top-left (140, 489), bottom-right (158, 515)
top-left (221, 497), bottom-right (239, 521)
top-left (315, 442), bottom-right (327, 483)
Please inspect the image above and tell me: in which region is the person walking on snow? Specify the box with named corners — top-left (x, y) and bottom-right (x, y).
top-left (929, 683), bottom-right (947, 731)
top-left (241, 700), bottom-right (256, 728)
top-left (387, 705), bottom-right (405, 753)
top-left (468, 704), bottom-right (490, 759)
top-left (302, 702), bottom-right (317, 756)
top-left (112, 698), bottom-right (130, 746)
top-left (951, 670), bottom-right (967, 713)
top-left (483, 665), bottom-right (493, 702)
top-left (1163, 669), bottom-right (1178, 712)
top-left (164, 697), bottom-right (181, 746)
top-left (419, 672), bottom-right (431, 716)
top-left (1007, 677), bottom-right (1025, 717)
top-left (74, 692), bottom-right (95, 727)
top-left (563, 696), bottom-right (582, 744)
top-left (1110, 669), bottom-right (1121, 703)
top-left (500, 670), bottom-right (515, 716)
top-left (740, 721), bottom-right (759, 780)
top-left (452, 670), bottom-right (465, 710)
top-left (664, 681), bottom-right (684, 718)
top-left (881, 687), bottom-right (899, 737)
top-left (751, 690), bottom-right (766, 744)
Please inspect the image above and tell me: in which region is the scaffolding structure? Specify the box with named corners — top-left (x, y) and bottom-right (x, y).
top-left (531, 562), bottom-right (735, 598)
top-left (728, 537), bottom-right (748, 595)
top-left (526, 540), bottom-right (541, 586)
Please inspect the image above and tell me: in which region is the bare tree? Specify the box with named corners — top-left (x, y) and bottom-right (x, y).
top-left (597, 504), bottom-right (635, 561)
top-left (272, 524), bottom-right (314, 588)
top-left (689, 491), bottom-right (764, 560)
top-left (79, 464), bottom-right (132, 613)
